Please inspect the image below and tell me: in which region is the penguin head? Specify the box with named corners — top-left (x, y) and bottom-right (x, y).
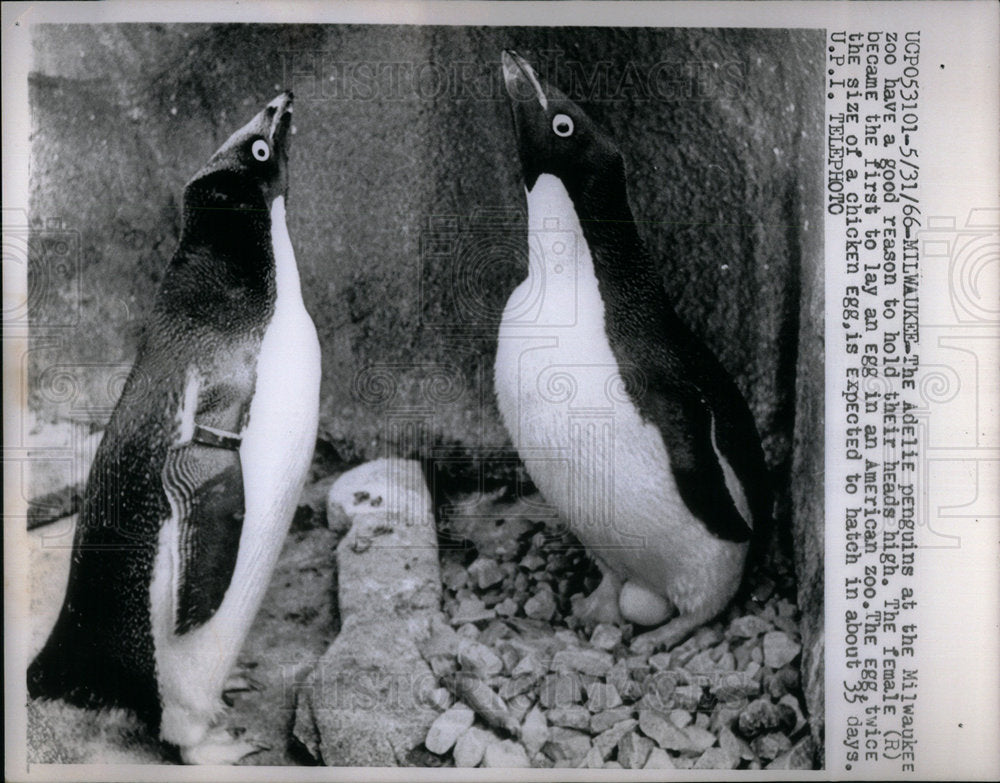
top-left (501, 51), bottom-right (623, 195)
top-left (185, 91), bottom-right (294, 211)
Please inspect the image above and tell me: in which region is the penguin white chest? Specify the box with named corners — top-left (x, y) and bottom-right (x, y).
top-left (151, 196), bottom-right (321, 745)
top-left (494, 175), bottom-right (743, 608)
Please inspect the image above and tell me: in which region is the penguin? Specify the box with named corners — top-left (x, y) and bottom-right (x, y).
top-left (494, 51), bottom-right (771, 654)
top-left (28, 92), bottom-right (321, 764)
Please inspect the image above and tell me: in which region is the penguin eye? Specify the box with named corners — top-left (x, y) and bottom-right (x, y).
top-left (551, 114), bottom-right (574, 138)
top-left (251, 139), bottom-right (270, 162)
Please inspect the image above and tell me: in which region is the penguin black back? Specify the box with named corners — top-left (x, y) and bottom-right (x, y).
top-left (28, 93), bottom-right (294, 726)
top-left (502, 51), bottom-right (771, 549)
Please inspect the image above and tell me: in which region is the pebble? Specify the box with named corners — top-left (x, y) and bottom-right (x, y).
top-left (456, 622), bottom-right (480, 639)
top-left (586, 682), bottom-right (622, 712)
top-left (553, 628), bottom-right (579, 646)
top-left (694, 626), bottom-right (724, 647)
top-left (590, 705), bottom-right (634, 734)
top-left (607, 660), bottom-right (643, 702)
top-left (512, 653), bottom-right (547, 679)
top-left (507, 693), bottom-right (533, 724)
top-left (453, 726), bottom-right (490, 768)
top-left (720, 724), bottom-right (755, 761)
top-left (737, 697), bottom-right (797, 738)
top-left (441, 560), bottom-right (469, 591)
top-left (424, 704), bottom-right (475, 754)
top-left (513, 572), bottom-right (530, 594)
top-left (644, 747), bottom-right (676, 769)
top-left (450, 596), bottom-right (495, 625)
top-left (716, 651), bottom-right (736, 671)
top-left (778, 693), bottom-right (807, 733)
top-left (483, 739), bottom-right (531, 768)
top-left (668, 636), bottom-right (699, 665)
top-left (710, 671), bottom-right (759, 703)
top-left (643, 670), bottom-right (678, 710)
top-left (499, 675), bottom-right (536, 700)
top-left (732, 639), bottom-right (756, 669)
top-left (694, 747), bottom-right (740, 769)
top-left (618, 731), bottom-right (654, 769)
top-left (421, 621), bottom-right (460, 658)
top-left (752, 731), bottom-right (792, 761)
top-left (457, 639), bottom-right (503, 678)
top-left (589, 623), bottom-right (622, 651)
top-left (550, 648), bottom-right (614, 677)
top-left (727, 614), bottom-right (772, 639)
top-left (762, 631), bottom-right (801, 668)
top-left (497, 644), bottom-right (519, 675)
top-left (638, 709), bottom-right (691, 752)
top-left (548, 705), bottom-right (592, 730)
top-left (683, 725), bottom-right (717, 754)
top-left (686, 649), bottom-right (717, 673)
top-left (538, 673), bottom-right (584, 708)
top-left (427, 686), bottom-right (452, 710)
top-left (524, 590), bottom-right (557, 621)
top-left (482, 620), bottom-right (510, 644)
top-left (577, 745), bottom-right (604, 769)
top-left (673, 683), bottom-right (704, 711)
top-left (766, 736), bottom-right (815, 770)
top-left (767, 665), bottom-right (800, 698)
top-left (710, 705), bottom-right (743, 734)
top-left (669, 709), bottom-right (693, 728)
top-left (521, 706), bottom-right (549, 756)
top-left (543, 727), bottom-right (592, 762)
top-left (443, 672), bottom-right (518, 735)
top-left (468, 557), bottom-right (505, 589)
top-left (592, 719), bottom-right (637, 759)
top-left (494, 597), bottom-right (518, 616)
top-left (648, 651), bottom-right (673, 671)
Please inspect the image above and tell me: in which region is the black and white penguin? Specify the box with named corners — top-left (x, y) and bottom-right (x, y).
top-left (495, 51), bottom-right (771, 654)
top-left (28, 92), bottom-right (321, 763)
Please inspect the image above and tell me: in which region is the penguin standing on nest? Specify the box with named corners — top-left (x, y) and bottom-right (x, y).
top-left (494, 51), bottom-right (771, 654)
top-left (29, 92), bottom-right (321, 763)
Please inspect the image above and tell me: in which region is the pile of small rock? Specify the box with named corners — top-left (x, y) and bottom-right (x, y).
top-left (416, 507), bottom-right (814, 769)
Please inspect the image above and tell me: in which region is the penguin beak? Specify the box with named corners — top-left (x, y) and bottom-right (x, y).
top-left (502, 50), bottom-right (549, 110)
top-left (266, 91), bottom-right (294, 154)
top-left (501, 50), bottom-right (552, 192)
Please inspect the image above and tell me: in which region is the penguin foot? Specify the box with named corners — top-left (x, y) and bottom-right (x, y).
top-left (178, 726), bottom-right (269, 765)
top-left (571, 569), bottom-right (623, 628)
top-left (629, 612), bottom-right (706, 656)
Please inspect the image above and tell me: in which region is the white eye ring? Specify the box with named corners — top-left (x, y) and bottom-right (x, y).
top-left (251, 139), bottom-right (270, 161)
top-left (552, 114), bottom-right (574, 137)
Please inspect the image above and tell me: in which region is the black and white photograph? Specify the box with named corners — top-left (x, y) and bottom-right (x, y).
top-left (3, 1), bottom-right (998, 780)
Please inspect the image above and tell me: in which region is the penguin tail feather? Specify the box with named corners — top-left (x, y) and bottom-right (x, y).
top-left (28, 644), bottom-right (101, 710)
top-left (28, 642), bottom-right (161, 730)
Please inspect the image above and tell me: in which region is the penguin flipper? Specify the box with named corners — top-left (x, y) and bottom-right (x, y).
top-left (648, 391), bottom-right (754, 543)
top-left (162, 442), bottom-right (245, 635)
